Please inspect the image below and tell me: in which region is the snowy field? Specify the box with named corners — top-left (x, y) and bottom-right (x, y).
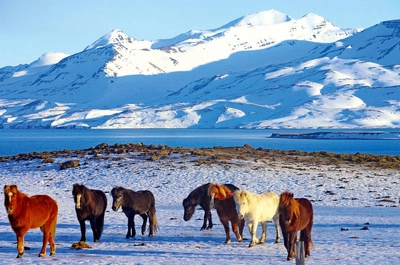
top-left (0, 149), bottom-right (399, 264)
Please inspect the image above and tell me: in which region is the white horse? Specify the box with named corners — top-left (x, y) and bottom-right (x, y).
top-left (234, 189), bottom-right (281, 247)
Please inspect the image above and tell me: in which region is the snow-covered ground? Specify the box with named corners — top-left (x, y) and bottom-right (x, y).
top-left (0, 149), bottom-right (399, 264)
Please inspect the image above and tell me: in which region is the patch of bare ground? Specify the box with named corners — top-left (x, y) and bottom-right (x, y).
top-left (1, 142), bottom-right (399, 170)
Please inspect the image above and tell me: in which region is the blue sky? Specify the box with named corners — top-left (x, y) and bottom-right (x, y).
top-left (1, 0), bottom-right (399, 67)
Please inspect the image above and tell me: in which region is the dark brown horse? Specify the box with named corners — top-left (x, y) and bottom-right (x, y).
top-left (4, 185), bottom-right (58, 258)
top-left (279, 191), bottom-right (314, 261)
top-left (72, 184), bottom-right (107, 242)
top-left (111, 186), bottom-right (158, 238)
top-left (208, 183), bottom-right (244, 244)
top-left (182, 183), bottom-right (214, 230)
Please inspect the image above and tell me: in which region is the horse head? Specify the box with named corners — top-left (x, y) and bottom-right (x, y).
top-left (279, 191), bottom-right (299, 225)
top-left (182, 197), bottom-right (195, 221)
top-left (234, 190), bottom-right (248, 219)
top-left (72, 184), bottom-right (87, 210)
top-left (4, 185), bottom-right (18, 215)
top-left (111, 187), bottom-right (124, 211)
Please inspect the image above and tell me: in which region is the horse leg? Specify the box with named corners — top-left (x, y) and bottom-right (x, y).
top-left (273, 213), bottom-right (281, 243)
top-left (140, 214), bottom-right (148, 235)
top-left (79, 220), bottom-right (87, 242)
top-left (248, 221), bottom-right (259, 247)
top-left (202, 207), bottom-right (213, 230)
top-left (126, 217), bottom-right (134, 238)
top-left (300, 228), bottom-right (312, 258)
top-left (260, 221), bottom-right (267, 244)
top-left (239, 218), bottom-right (245, 240)
top-left (15, 230), bottom-right (27, 258)
top-left (96, 212), bottom-right (105, 241)
top-left (287, 232), bottom-right (297, 261)
top-left (220, 220), bottom-right (231, 244)
top-left (39, 226), bottom-right (50, 257)
top-left (231, 221), bottom-right (242, 242)
top-left (89, 218), bottom-right (99, 242)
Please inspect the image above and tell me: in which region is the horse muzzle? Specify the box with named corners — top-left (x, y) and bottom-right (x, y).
top-left (6, 207), bottom-right (13, 214)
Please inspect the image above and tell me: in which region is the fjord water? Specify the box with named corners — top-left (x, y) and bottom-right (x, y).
top-left (0, 129), bottom-right (400, 157)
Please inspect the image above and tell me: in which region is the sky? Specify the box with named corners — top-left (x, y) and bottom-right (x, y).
top-left (0, 0), bottom-right (399, 67)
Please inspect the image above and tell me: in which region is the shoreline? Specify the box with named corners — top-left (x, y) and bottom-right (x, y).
top-left (1, 142), bottom-right (400, 169)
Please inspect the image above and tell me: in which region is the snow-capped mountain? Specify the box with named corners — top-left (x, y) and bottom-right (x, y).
top-left (0, 10), bottom-right (399, 129)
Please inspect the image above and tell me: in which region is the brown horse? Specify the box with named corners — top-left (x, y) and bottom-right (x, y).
top-left (111, 186), bottom-right (158, 238)
top-left (4, 185), bottom-right (58, 258)
top-left (72, 184), bottom-right (107, 242)
top-left (279, 191), bottom-right (314, 261)
top-left (208, 183), bottom-right (244, 244)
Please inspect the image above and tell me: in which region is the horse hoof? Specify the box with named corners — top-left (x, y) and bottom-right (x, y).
top-left (16, 253), bottom-right (23, 258)
top-left (39, 253), bottom-right (46, 257)
top-left (248, 243), bottom-right (255, 248)
top-left (50, 251), bottom-right (56, 256)
top-left (287, 256), bottom-right (295, 261)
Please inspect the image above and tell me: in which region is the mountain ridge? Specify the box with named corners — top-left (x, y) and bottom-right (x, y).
top-left (0, 10), bottom-right (399, 129)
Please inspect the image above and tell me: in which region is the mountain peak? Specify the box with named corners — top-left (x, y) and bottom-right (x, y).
top-left (221, 9), bottom-right (292, 28)
top-left (30, 52), bottom-right (70, 68)
top-left (85, 29), bottom-right (136, 50)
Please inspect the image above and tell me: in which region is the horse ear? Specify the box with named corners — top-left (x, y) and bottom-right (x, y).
top-left (289, 192), bottom-right (294, 198)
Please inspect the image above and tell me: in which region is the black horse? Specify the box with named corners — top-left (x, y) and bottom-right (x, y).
top-left (183, 183), bottom-right (237, 231)
top-left (72, 184), bottom-right (107, 242)
top-left (111, 186), bottom-right (158, 238)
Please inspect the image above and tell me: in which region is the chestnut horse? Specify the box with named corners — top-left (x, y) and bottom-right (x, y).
top-left (208, 183), bottom-right (244, 244)
top-left (4, 185), bottom-right (58, 258)
top-left (279, 191), bottom-right (314, 261)
top-left (111, 186), bottom-right (158, 237)
top-left (72, 184), bottom-right (107, 242)
top-left (182, 183), bottom-right (214, 231)
top-left (234, 189), bottom-right (281, 247)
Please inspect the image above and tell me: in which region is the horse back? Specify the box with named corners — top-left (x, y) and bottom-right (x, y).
top-left (18, 194), bottom-right (58, 229)
top-left (297, 198), bottom-right (314, 228)
top-left (90, 189), bottom-right (107, 212)
top-left (188, 183), bottom-right (210, 206)
top-left (258, 192), bottom-right (279, 219)
top-left (125, 190), bottom-right (156, 214)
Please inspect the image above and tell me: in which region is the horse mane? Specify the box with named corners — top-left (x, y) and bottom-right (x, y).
top-left (208, 183), bottom-right (234, 200)
top-left (233, 189), bottom-right (247, 203)
top-left (279, 191), bottom-right (300, 219)
top-left (72, 184), bottom-right (89, 195)
top-left (111, 186), bottom-right (125, 196)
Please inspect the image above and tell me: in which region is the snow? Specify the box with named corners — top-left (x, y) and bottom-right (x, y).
top-left (0, 11), bottom-right (399, 129)
top-left (0, 148), bottom-right (399, 264)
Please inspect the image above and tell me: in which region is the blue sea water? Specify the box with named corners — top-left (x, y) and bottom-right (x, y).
top-left (0, 129), bottom-right (399, 157)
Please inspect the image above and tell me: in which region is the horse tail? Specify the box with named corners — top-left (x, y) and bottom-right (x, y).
top-left (51, 203), bottom-right (58, 240)
top-left (98, 192), bottom-right (107, 236)
top-left (151, 206), bottom-right (158, 233)
top-left (97, 211), bottom-right (105, 236)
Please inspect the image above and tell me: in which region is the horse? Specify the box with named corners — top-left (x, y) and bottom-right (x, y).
top-left (182, 183), bottom-right (214, 231)
top-left (111, 186), bottom-right (158, 238)
top-left (279, 191), bottom-right (314, 261)
top-left (72, 184), bottom-right (107, 242)
top-left (234, 189), bottom-right (281, 247)
top-left (208, 183), bottom-right (244, 244)
top-left (4, 185), bottom-right (58, 258)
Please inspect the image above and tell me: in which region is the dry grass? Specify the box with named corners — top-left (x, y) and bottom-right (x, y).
top-left (1, 143), bottom-right (399, 169)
